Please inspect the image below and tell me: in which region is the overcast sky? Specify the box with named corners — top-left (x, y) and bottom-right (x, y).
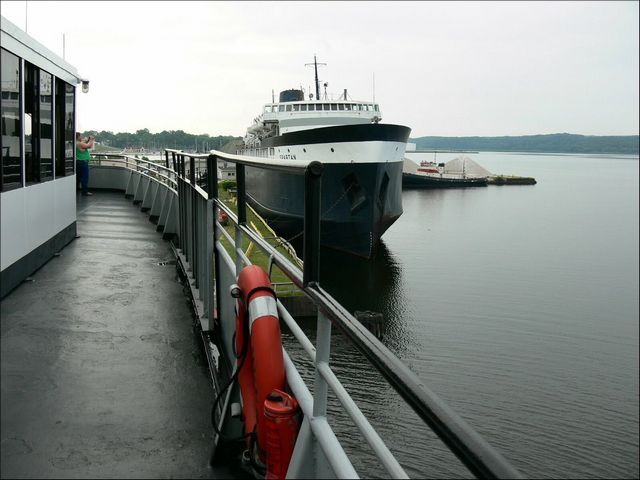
top-left (2, 1), bottom-right (638, 137)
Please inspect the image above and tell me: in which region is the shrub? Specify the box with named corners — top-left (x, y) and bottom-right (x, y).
top-left (220, 180), bottom-right (237, 191)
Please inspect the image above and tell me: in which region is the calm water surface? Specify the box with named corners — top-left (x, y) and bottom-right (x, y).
top-left (283, 152), bottom-right (639, 479)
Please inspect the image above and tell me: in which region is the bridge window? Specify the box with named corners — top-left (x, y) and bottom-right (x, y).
top-left (293, 104), bottom-right (299, 111)
top-left (1, 48), bottom-right (23, 191)
top-left (330, 104), bottom-right (337, 111)
top-left (285, 105), bottom-right (292, 112)
top-left (345, 104), bottom-right (352, 111)
top-left (278, 105), bottom-right (285, 112)
top-left (338, 104), bottom-right (344, 110)
top-left (300, 104), bottom-right (307, 111)
top-left (322, 104), bottom-right (330, 111)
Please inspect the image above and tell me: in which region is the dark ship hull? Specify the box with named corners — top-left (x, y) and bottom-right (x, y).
top-left (245, 124), bottom-right (410, 258)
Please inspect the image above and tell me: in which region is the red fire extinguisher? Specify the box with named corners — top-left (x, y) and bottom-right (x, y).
top-left (264, 389), bottom-right (302, 480)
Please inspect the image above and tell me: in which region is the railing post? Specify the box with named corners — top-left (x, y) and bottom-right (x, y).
top-left (190, 156), bottom-right (198, 285)
top-left (303, 161), bottom-right (323, 287)
top-left (235, 163), bottom-right (246, 276)
top-left (208, 154), bottom-right (220, 328)
top-left (173, 153), bottom-right (180, 247)
top-left (313, 310), bottom-right (332, 419)
top-left (180, 155), bottom-right (186, 252)
top-left (165, 150), bottom-right (169, 169)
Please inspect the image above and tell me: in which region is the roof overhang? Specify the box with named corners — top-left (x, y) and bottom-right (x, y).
top-left (1, 15), bottom-right (85, 85)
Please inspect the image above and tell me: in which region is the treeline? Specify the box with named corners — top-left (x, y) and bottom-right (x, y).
top-left (410, 133), bottom-right (639, 155)
top-left (80, 128), bottom-right (242, 153)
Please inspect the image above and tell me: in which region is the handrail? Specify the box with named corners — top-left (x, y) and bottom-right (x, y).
top-left (90, 153), bottom-right (178, 190)
top-left (166, 148), bottom-right (320, 175)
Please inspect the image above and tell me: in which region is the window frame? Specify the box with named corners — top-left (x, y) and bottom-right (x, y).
top-left (1, 48), bottom-right (24, 192)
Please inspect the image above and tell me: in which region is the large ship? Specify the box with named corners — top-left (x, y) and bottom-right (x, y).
top-left (238, 57), bottom-right (411, 258)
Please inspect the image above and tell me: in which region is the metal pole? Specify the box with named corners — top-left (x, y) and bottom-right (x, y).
top-left (207, 155), bottom-right (220, 330)
top-left (235, 163), bottom-right (246, 275)
top-left (303, 161), bottom-right (322, 287)
top-left (190, 156), bottom-right (198, 285)
top-left (208, 154), bottom-right (221, 329)
top-left (313, 310), bottom-right (332, 418)
top-left (180, 155), bottom-right (186, 252)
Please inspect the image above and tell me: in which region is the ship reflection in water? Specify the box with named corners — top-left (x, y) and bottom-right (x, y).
top-left (282, 242), bottom-right (470, 478)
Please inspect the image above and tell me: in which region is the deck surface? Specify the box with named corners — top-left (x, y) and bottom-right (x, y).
top-left (1, 191), bottom-right (225, 478)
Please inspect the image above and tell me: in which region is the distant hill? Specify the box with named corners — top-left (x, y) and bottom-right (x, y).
top-left (410, 133), bottom-right (639, 155)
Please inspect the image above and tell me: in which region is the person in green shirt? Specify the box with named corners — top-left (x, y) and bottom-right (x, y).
top-left (76, 132), bottom-right (94, 196)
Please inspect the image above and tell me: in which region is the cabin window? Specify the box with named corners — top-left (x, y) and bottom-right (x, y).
top-left (293, 104), bottom-right (300, 111)
top-left (300, 104), bottom-right (307, 111)
top-left (330, 104), bottom-right (338, 111)
top-left (55, 79), bottom-right (74, 177)
top-left (322, 104), bottom-right (330, 111)
top-left (338, 104), bottom-right (345, 111)
top-left (285, 104), bottom-right (292, 112)
top-left (39, 70), bottom-right (53, 182)
top-left (278, 105), bottom-right (285, 112)
top-left (24, 61), bottom-right (39, 185)
top-left (345, 104), bottom-right (352, 111)
top-left (374, 104), bottom-right (380, 112)
top-left (1, 48), bottom-right (23, 191)
top-left (264, 105), bottom-right (272, 113)
top-left (64, 82), bottom-right (75, 175)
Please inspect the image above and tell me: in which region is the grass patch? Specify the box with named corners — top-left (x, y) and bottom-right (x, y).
top-left (216, 184), bottom-right (303, 296)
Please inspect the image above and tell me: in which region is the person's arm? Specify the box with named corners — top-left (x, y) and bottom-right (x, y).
top-left (78, 136), bottom-right (94, 151)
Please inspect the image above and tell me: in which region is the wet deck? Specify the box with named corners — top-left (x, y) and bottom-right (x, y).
top-left (1, 191), bottom-right (224, 478)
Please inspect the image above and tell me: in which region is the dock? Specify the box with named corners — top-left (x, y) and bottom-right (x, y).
top-left (1, 192), bottom-right (231, 479)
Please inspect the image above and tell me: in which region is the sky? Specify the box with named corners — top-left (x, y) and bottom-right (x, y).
top-left (1, 1), bottom-right (638, 138)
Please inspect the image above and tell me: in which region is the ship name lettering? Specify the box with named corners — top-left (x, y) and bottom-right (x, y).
top-left (279, 154), bottom-right (297, 160)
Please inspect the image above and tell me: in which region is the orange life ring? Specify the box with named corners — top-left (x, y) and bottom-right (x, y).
top-left (235, 265), bottom-right (286, 462)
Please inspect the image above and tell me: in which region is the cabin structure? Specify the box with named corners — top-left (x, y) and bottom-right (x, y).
top-left (1, 15), bottom-right (85, 298)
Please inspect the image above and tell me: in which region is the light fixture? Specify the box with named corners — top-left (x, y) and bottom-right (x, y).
top-left (81, 79), bottom-right (89, 93)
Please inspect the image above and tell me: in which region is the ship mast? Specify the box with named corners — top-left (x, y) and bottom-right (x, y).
top-left (305, 55), bottom-right (326, 101)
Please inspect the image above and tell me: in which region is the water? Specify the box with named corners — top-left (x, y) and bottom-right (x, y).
top-left (282, 152), bottom-right (639, 479)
